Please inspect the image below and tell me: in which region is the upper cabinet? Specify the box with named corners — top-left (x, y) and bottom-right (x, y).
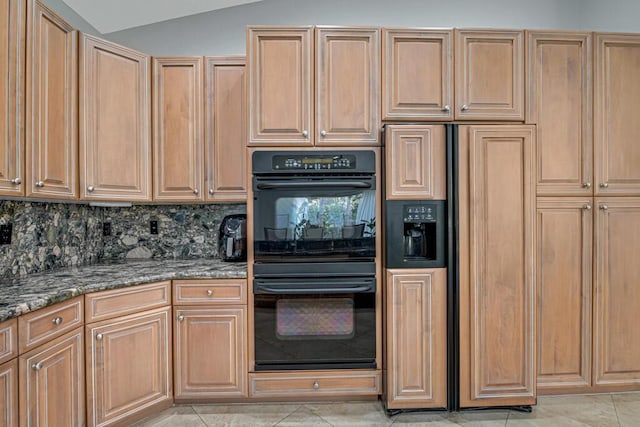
top-left (455, 29), bottom-right (524, 120)
top-left (0, 0), bottom-right (25, 197)
top-left (382, 28), bottom-right (453, 121)
top-left (26, 0), bottom-right (78, 199)
top-left (152, 56), bottom-right (203, 202)
top-left (315, 27), bottom-right (379, 145)
top-left (594, 33), bottom-right (640, 196)
top-left (79, 34), bottom-right (151, 201)
top-left (205, 56), bottom-right (247, 202)
top-left (247, 26), bottom-right (380, 146)
top-left (527, 31), bottom-right (592, 196)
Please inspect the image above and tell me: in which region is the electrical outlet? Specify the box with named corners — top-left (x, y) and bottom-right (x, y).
top-left (150, 220), bottom-right (158, 235)
top-left (0, 223), bottom-right (12, 245)
top-left (102, 222), bottom-right (111, 236)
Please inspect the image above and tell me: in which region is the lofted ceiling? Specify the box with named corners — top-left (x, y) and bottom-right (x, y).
top-left (61, 0), bottom-right (264, 33)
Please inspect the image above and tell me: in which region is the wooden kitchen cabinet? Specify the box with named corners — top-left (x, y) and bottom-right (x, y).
top-left (458, 125), bottom-right (536, 407)
top-left (315, 27), bottom-right (379, 145)
top-left (205, 56), bottom-right (247, 201)
top-left (25, 1), bottom-right (78, 199)
top-left (19, 327), bottom-right (85, 427)
top-left (382, 28), bottom-right (453, 121)
top-left (455, 29), bottom-right (524, 120)
top-left (536, 198), bottom-right (592, 394)
top-left (385, 268), bottom-right (447, 409)
top-left (152, 56), bottom-right (203, 201)
top-left (86, 306), bottom-right (172, 427)
top-left (248, 26), bottom-right (313, 146)
top-left (0, 0), bottom-right (25, 196)
top-left (527, 31), bottom-right (592, 196)
top-left (0, 358), bottom-right (18, 427)
top-left (79, 33), bottom-right (151, 201)
top-left (384, 125), bottom-right (446, 200)
top-left (594, 34), bottom-right (640, 196)
top-left (593, 198), bottom-right (640, 391)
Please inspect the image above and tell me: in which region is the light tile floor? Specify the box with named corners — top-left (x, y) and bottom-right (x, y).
top-left (134, 392), bottom-right (640, 426)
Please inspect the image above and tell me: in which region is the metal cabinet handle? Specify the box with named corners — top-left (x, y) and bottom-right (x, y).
top-left (52, 316), bottom-right (63, 325)
top-left (96, 333), bottom-right (103, 340)
top-left (178, 315), bottom-right (185, 322)
top-left (11, 177), bottom-right (21, 185)
top-left (193, 189), bottom-right (199, 195)
top-left (600, 183), bottom-right (608, 188)
top-left (583, 204), bottom-right (592, 210)
top-left (302, 130), bottom-right (308, 137)
top-left (206, 289), bottom-right (213, 296)
top-left (583, 182), bottom-right (591, 189)
top-left (320, 130), bottom-right (327, 137)
top-left (600, 205), bottom-right (608, 210)
top-left (36, 181), bottom-right (45, 187)
top-left (32, 362), bottom-right (43, 371)
top-left (461, 104), bottom-right (469, 111)
top-left (442, 105), bottom-right (450, 112)
top-left (312, 381), bottom-right (319, 390)
top-left (208, 189), bottom-right (214, 195)
top-left (87, 186), bottom-right (95, 192)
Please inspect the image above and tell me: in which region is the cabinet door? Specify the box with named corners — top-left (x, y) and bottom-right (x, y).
top-left (385, 269), bottom-right (447, 409)
top-left (594, 198), bottom-right (640, 391)
top-left (174, 307), bottom-right (247, 399)
top-left (248, 27), bottom-right (313, 146)
top-left (86, 307), bottom-right (172, 427)
top-left (527, 32), bottom-right (592, 196)
top-left (385, 125), bottom-right (446, 200)
top-left (19, 328), bottom-right (84, 427)
top-left (536, 198), bottom-right (592, 394)
top-left (382, 28), bottom-right (453, 121)
top-left (152, 56), bottom-right (203, 201)
top-left (594, 34), bottom-right (640, 196)
top-left (0, 359), bottom-right (17, 427)
top-left (80, 34), bottom-right (151, 201)
top-left (455, 30), bottom-right (524, 120)
top-left (205, 56), bottom-right (247, 201)
top-left (458, 125), bottom-right (536, 407)
top-left (26, 1), bottom-right (77, 199)
top-left (0, 0), bottom-right (25, 196)
top-left (316, 27), bottom-right (379, 145)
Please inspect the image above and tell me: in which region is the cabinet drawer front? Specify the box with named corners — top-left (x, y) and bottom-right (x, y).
top-left (173, 280), bottom-right (247, 305)
top-left (85, 281), bottom-right (171, 323)
top-left (0, 319), bottom-right (17, 364)
top-left (249, 370), bottom-right (380, 397)
top-left (18, 297), bottom-right (84, 354)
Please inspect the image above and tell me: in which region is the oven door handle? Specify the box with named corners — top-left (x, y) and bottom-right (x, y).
top-left (255, 180), bottom-right (372, 190)
top-left (254, 284), bottom-right (375, 294)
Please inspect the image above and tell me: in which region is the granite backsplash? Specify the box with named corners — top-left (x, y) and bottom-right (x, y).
top-left (0, 200), bottom-right (245, 277)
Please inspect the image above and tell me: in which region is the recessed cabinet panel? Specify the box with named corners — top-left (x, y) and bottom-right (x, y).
top-left (80, 34), bottom-right (151, 201)
top-left (0, 0), bottom-right (25, 196)
top-left (382, 28), bottom-right (453, 120)
top-left (595, 34), bottom-right (640, 196)
top-left (248, 27), bottom-right (313, 145)
top-left (455, 30), bottom-right (524, 120)
top-left (536, 198), bottom-right (592, 393)
top-left (153, 57), bottom-right (203, 201)
top-left (316, 27), bottom-right (379, 145)
top-left (527, 32), bottom-right (592, 196)
top-left (0, 359), bottom-right (17, 427)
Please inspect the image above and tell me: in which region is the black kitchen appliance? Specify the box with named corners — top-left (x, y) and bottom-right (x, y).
top-left (218, 214), bottom-right (247, 262)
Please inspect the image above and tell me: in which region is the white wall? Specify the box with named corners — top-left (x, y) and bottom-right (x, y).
top-left (582, 0), bottom-right (640, 32)
top-left (103, 0), bottom-right (586, 55)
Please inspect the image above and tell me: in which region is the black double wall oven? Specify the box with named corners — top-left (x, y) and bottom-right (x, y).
top-left (252, 150), bottom-right (377, 371)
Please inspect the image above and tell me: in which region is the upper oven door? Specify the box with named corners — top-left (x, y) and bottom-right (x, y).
top-left (253, 175), bottom-right (376, 262)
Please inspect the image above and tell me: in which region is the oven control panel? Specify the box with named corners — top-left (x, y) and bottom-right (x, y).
top-left (272, 154), bottom-right (357, 170)
top-left (403, 205), bottom-right (437, 223)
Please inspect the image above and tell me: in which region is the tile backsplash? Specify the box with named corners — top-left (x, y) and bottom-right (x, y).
top-left (0, 200), bottom-right (245, 278)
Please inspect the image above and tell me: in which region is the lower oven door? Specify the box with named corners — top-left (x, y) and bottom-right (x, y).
top-left (253, 277), bottom-right (376, 371)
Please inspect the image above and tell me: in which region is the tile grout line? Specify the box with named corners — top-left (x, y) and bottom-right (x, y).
top-left (303, 404), bottom-right (337, 427)
top-left (505, 409), bottom-right (511, 426)
top-left (191, 405), bottom-right (210, 427)
top-left (271, 403), bottom-right (304, 426)
top-left (610, 394), bottom-right (622, 427)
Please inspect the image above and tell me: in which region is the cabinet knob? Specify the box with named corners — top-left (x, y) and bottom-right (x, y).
top-left (600, 205), bottom-right (608, 210)
top-left (208, 188), bottom-right (214, 195)
top-left (583, 182), bottom-right (591, 189)
top-left (193, 189), bottom-right (199, 195)
top-left (178, 315), bottom-right (185, 322)
top-left (51, 316), bottom-right (63, 325)
top-left (206, 289), bottom-right (213, 296)
top-left (11, 177), bottom-right (21, 185)
top-left (32, 362), bottom-right (43, 371)
top-left (600, 182), bottom-right (608, 188)
top-left (36, 181), bottom-right (45, 187)
top-left (461, 104), bottom-right (469, 111)
top-left (320, 130), bottom-right (327, 137)
top-left (96, 333), bottom-right (103, 340)
top-left (583, 204), bottom-right (592, 210)
top-left (442, 105), bottom-right (450, 112)
top-left (302, 130), bottom-right (309, 137)
top-left (87, 185), bottom-right (95, 192)
top-left (312, 381), bottom-right (319, 390)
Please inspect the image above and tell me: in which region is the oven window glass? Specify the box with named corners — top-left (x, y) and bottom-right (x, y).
top-left (276, 298), bottom-right (354, 339)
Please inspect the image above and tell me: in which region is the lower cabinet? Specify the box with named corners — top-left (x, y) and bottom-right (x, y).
top-left (85, 307), bottom-right (172, 427)
top-left (385, 268), bottom-right (447, 410)
top-left (249, 370), bottom-right (381, 398)
top-left (0, 358), bottom-right (18, 427)
top-left (19, 327), bottom-right (85, 427)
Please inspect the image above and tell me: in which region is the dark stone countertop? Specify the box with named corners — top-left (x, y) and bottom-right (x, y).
top-left (0, 258), bottom-right (247, 323)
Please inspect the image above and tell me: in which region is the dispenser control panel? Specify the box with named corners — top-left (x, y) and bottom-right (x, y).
top-left (403, 205), bottom-right (437, 223)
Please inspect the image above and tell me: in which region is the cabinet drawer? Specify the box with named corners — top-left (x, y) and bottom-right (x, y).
top-left (173, 279), bottom-right (247, 305)
top-left (85, 281), bottom-right (171, 323)
top-left (0, 319), bottom-right (17, 364)
top-left (249, 370), bottom-right (380, 398)
top-left (18, 297), bottom-right (83, 354)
